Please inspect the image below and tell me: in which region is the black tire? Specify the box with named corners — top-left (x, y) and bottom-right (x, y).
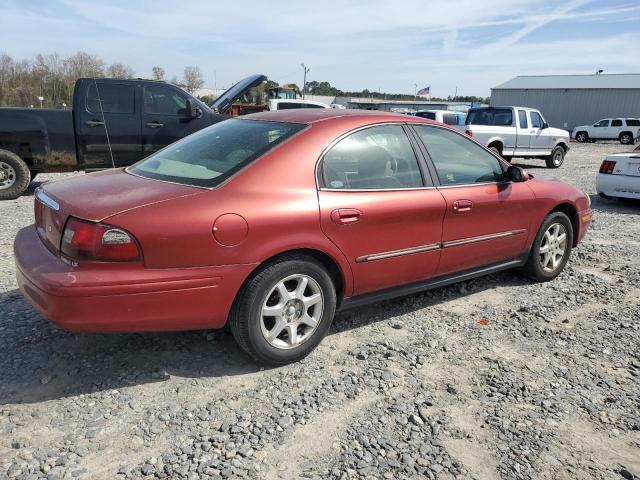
top-left (488, 145), bottom-right (501, 156)
top-left (545, 146), bottom-right (565, 168)
top-left (228, 254), bottom-right (337, 365)
top-left (619, 132), bottom-right (633, 145)
top-left (0, 150), bottom-right (31, 200)
top-left (575, 132), bottom-right (588, 143)
top-left (522, 212), bottom-right (573, 282)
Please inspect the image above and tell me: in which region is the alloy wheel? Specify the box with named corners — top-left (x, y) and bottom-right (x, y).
top-left (553, 149), bottom-right (564, 166)
top-left (260, 274), bottom-right (324, 350)
top-left (576, 133), bottom-right (586, 142)
top-left (620, 134), bottom-right (631, 144)
top-left (0, 161), bottom-right (16, 190)
top-left (539, 223), bottom-right (568, 273)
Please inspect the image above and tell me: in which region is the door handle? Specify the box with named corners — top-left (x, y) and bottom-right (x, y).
top-left (146, 122), bottom-right (164, 128)
top-left (330, 208), bottom-right (362, 224)
top-left (453, 200), bottom-right (473, 213)
top-left (85, 120), bottom-right (105, 127)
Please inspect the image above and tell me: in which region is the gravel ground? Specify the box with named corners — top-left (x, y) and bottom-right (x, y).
top-left (1, 142), bottom-right (639, 480)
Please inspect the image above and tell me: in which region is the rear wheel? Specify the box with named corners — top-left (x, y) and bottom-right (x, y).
top-left (575, 132), bottom-right (588, 143)
top-left (619, 132), bottom-right (633, 145)
top-left (545, 146), bottom-right (565, 168)
top-left (488, 145), bottom-right (501, 156)
top-left (522, 212), bottom-right (573, 282)
top-left (228, 255), bottom-right (337, 364)
top-left (0, 150), bottom-right (31, 200)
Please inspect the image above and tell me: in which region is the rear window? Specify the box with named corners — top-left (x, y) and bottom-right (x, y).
top-left (129, 119), bottom-right (306, 187)
top-left (86, 83), bottom-right (135, 114)
top-left (626, 119), bottom-right (640, 126)
top-left (466, 108), bottom-right (513, 126)
top-left (415, 111), bottom-right (436, 120)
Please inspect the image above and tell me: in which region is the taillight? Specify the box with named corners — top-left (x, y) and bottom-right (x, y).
top-left (465, 129), bottom-right (473, 137)
top-left (599, 160), bottom-right (616, 174)
top-left (61, 217), bottom-right (141, 262)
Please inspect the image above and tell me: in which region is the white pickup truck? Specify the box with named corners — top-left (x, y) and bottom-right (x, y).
top-left (464, 107), bottom-right (570, 168)
top-left (572, 118), bottom-right (640, 145)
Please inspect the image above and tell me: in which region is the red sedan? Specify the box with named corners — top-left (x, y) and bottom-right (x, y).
top-left (14, 110), bottom-right (592, 364)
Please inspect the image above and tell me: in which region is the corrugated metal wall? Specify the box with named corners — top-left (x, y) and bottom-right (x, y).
top-left (490, 89), bottom-right (640, 130)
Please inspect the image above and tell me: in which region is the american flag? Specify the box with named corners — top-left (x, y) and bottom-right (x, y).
top-left (416, 86), bottom-right (431, 97)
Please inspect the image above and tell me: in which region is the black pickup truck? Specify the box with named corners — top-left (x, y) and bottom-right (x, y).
top-left (0, 74), bottom-right (266, 199)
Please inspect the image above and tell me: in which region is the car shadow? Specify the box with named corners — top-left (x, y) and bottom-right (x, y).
top-left (0, 269), bottom-right (529, 405)
top-left (589, 194), bottom-right (640, 214)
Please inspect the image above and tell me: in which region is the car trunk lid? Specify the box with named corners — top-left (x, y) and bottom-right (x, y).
top-left (34, 169), bottom-right (204, 253)
top-left (607, 153), bottom-right (640, 177)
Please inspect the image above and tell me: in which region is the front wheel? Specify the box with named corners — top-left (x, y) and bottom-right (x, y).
top-left (545, 146), bottom-right (565, 168)
top-left (522, 212), bottom-right (573, 282)
top-left (228, 255), bottom-right (337, 364)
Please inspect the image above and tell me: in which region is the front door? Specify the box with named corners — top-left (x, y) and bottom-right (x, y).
top-left (76, 81), bottom-right (142, 170)
top-left (528, 111), bottom-right (552, 151)
top-left (412, 124), bottom-right (536, 275)
top-left (141, 83), bottom-right (209, 157)
top-left (317, 124), bottom-right (446, 295)
top-left (592, 119), bottom-right (610, 139)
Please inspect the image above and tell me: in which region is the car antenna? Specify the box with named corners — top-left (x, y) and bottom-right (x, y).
top-left (92, 77), bottom-right (115, 169)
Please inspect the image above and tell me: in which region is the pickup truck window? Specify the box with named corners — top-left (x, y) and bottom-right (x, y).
top-left (129, 119), bottom-right (305, 188)
top-left (530, 111), bottom-right (543, 129)
top-left (86, 83), bottom-right (135, 114)
top-left (415, 112), bottom-right (436, 120)
top-left (627, 119), bottom-right (640, 126)
top-left (466, 108), bottom-right (513, 126)
top-left (442, 113), bottom-right (457, 126)
top-left (594, 119), bottom-right (609, 127)
top-left (414, 125), bottom-right (504, 186)
top-left (518, 110), bottom-right (528, 129)
top-left (611, 119), bottom-right (623, 127)
top-left (144, 85), bottom-right (188, 115)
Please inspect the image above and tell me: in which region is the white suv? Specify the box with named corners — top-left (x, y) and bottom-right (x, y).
top-left (572, 118), bottom-right (640, 145)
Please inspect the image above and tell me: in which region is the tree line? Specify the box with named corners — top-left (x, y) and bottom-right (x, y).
top-left (0, 51), bottom-right (205, 108)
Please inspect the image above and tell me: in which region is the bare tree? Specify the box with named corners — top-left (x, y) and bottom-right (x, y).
top-left (106, 62), bottom-right (134, 79)
top-left (182, 66), bottom-right (204, 94)
top-left (63, 51), bottom-right (105, 80)
top-left (151, 65), bottom-right (165, 81)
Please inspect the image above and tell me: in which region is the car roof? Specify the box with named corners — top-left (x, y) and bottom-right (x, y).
top-left (242, 108), bottom-right (430, 126)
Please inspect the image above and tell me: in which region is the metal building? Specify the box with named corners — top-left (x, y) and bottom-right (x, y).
top-left (491, 74), bottom-right (640, 131)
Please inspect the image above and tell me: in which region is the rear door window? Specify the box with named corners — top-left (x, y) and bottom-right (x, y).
top-left (86, 83), bottom-right (135, 114)
top-left (611, 119), bottom-right (623, 127)
top-left (321, 125), bottom-right (424, 189)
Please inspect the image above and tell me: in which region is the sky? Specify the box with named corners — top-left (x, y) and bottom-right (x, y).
top-left (1, 0), bottom-right (639, 97)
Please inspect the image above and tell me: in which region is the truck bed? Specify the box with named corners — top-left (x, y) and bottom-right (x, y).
top-left (0, 107), bottom-right (77, 173)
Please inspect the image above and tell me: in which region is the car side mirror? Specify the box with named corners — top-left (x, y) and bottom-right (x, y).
top-left (506, 165), bottom-right (529, 182)
top-left (185, 99), bottom-right (202, 119)
top-left (541, 122), bottom-right (549, 130)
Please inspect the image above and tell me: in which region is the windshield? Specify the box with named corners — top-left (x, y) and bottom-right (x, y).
top-left (466, 108), bottom-right (513, 126)
top-left (129, 119), bottom-right (306, 187)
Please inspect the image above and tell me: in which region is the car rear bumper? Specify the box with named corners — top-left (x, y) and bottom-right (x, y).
top-left (14, 226), bottom-right (256, 333)
top-left (596, 173), bottom-right (640, 200)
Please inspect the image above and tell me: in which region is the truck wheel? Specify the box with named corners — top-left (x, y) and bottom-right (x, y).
top-left (619, 132), bottom-right (633, 145)
top-left (545, 146), bottom-right (565, 168)
top-left (0, 150), bottom-right (31, 200)
top-left (575, 132), bottom-right (588, 143)
top-left (488, 144), bottom-right (502, 157)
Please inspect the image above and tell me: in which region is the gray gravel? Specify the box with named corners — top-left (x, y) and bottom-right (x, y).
top-left (1, 142), bottom-right (639, 480)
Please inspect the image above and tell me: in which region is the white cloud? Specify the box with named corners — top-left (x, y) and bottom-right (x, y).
top-left (1, 0), bottom-right (637, 96)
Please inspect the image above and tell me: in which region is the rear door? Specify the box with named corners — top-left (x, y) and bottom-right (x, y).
top-left (317, 123), bottom-right (446, 295)
top-left (75, 81), bottom-right (142, 170)
top-left (610, 119), bottom-right (623, 139)
top-left (412, 124), bottom-right (536, 275)
top-left (141, 83), bottom-right (210, 157)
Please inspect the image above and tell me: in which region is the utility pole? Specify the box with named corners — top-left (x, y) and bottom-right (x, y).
top-left (414, 83), bottom-right (418, 102)
top-left (453, 86), bottom-right (458, 100)
top-left (301, 63), bottom-right (310, 99)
